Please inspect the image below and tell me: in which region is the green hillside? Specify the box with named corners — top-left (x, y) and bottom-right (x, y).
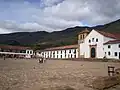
top-left (0, 19), bottom-right (120, 49)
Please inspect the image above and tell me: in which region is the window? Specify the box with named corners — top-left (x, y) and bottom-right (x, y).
top-left (53, 52), bottom-right (55, 58)
top-left (74, 55), bottom-right (76, 58)
top-left (83, 34), bottom-right (84, 39)
top-left (108, 52), bottom-right (111, 56)
top-left (115, 52), bottom-right (117, 56)
top-left (65, 50), bottom-right (66, 53)
top-left (65, 54), bottom-right (66, 58)
top-left (80, 35), bottom-right (82, 39)
top-left (27, 51), bottom-right (29, 54)
top-left (108, 45), bottom-right (111, 48)
top-left (89, 40), bottom-right (91, 43)
top-left (118, 44), bottom-right (120, 48)
top-left (82, 34), bottom-right (83, 39)
top-left (96, 38), bottom-right (98, 42)
top-left (61, 55), bottom-right (62, 58)
top-left (30, 51), bottom-right (32, 54)
top-left (69, 50), bottom-right (71, 53)
top-left (74, 50), bottom-right (76, 53)
top-left (92, 38), bottom-right (94, 42)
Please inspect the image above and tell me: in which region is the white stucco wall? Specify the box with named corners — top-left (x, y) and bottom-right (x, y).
top-left (104, 43), bottom-right (120, 59)
top-left (104, 37), bottom-right (114, 43)
top-left (25, 49), bottom-right (34, 58)
top-left (41, 48), bottom-right (78, 59)
top-left (80, 30), bottom-right (105, 58)
top-left (26, 50), bottom-right (33, 55)
top-left (0, 49), bottom-right (33, 58)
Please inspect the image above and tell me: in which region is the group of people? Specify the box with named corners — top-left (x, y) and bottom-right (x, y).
top-left (38, 57), bottom-right (46, 63)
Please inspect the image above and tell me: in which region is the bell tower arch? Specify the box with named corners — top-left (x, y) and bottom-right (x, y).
top-left (78, 28), bottom-right (90, 58)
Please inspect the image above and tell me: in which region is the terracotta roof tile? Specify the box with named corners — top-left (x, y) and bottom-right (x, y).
top-left (97, 31), bottom-right (120, 39)
top-left (104, 40), bottom-right (120, 44)
top-left (44, 45), bottom-right (78, 51)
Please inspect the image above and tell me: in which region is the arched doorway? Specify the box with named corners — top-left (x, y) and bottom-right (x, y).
top-left (91, 47), bottom-right (96, 58)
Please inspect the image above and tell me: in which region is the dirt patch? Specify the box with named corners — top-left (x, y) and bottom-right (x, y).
top-left (0, 59), bottom-right (120, 90)
top-left (40, 85), bottom-right (75, 90)
top-left (87, 75), bottom-right (120, 90)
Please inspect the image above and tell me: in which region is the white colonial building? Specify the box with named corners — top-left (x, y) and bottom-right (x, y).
top-left (0, 45), bottom-right (33, 58)
top-left (39, 45), bottom-right (78, 59)
top-left (104, 40), bottom-right (120, 59)
top-left (39, 29), bottom-right (120, 60)
top-left (78, 29), bottom-right (120, 59)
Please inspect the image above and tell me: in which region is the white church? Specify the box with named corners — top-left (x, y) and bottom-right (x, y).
top-left (39, 29), bottom-right (120, 60)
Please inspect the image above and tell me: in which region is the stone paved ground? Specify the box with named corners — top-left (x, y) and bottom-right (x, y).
top-left (0, 58), bottom-right (120, 90)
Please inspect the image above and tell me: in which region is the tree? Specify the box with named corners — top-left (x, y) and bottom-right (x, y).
top-left (32, 44), bottom-right (41, 51)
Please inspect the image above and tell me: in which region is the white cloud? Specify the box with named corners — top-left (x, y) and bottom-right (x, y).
top-left (0, 28), bottom-right (11, 34)
top-left (19, 22), bottom-right (53, 32)
top-left (44, 0), bottom-right (91, 21)
top-left (40, 0), bottom-right (64, 7)
top-left (0, 0), bottom-right (120, 33)
top-left (43, 0), bottom-right (120, 25)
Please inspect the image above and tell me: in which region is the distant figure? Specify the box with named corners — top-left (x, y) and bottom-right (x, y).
top-left (38, 57), bottom-right (43, 63)
top-left (3, 56), bottom-right (5, 60)
top-left (33, 66), bottom-right (35, 69)
top-left (44, 58), bottom-right (47, 63)
top-left (38, 57), bottom-right (46, 63)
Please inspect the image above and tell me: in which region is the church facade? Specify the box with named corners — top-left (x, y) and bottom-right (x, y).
top-left (78, 29), bottom-right (120, 59)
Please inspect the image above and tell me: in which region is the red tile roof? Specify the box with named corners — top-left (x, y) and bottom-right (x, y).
top-left (44, 45), bottom-right (78, 51)
top-left (104, 40), bottom-right (120, 45)
top-left (0, 45), bottom-right (32, 50)
top-left (97, 31), bottom-right (120, 39)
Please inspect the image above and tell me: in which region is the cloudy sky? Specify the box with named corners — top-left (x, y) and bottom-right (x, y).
top-left (0, 0), bottom-right (120, 34)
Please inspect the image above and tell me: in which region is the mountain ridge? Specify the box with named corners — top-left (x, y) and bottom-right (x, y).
top-left (0, 19), bottom-right (120, 49)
